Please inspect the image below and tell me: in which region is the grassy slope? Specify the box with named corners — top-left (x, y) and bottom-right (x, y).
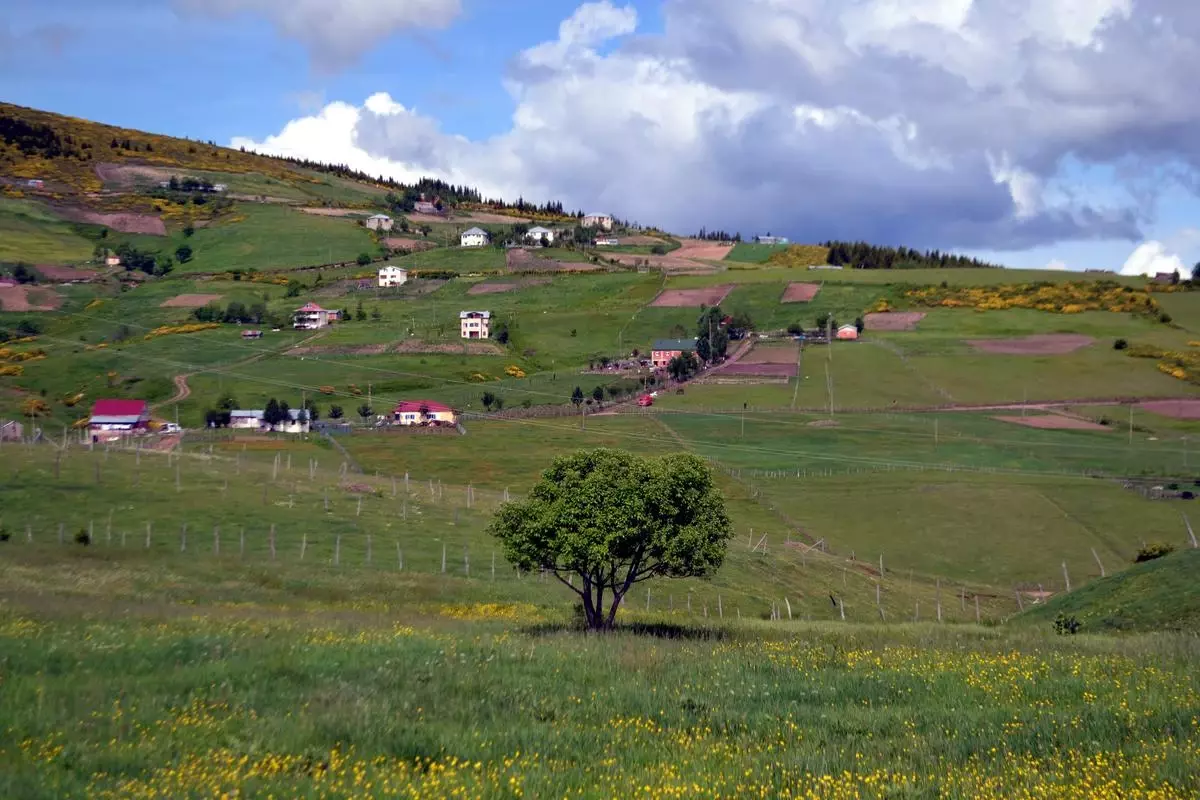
top-left (1017, 548), bottom-right (1200, 632)
top-left (0, 197), bottom-right (96, 264)
top-left (2, 534), bottom-right (1199, 796)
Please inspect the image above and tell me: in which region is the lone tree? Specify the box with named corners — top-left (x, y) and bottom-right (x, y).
top-left (489, 448), bottom-right (733, 630)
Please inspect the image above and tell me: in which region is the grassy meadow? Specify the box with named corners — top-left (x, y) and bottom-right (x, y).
top-left (3, 436), bottom-right (1200, 798)
top-left (7, 98), bottom-right (1200, 797)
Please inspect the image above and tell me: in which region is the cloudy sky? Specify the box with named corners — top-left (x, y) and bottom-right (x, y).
top-left (4, 0), bottom-right (1200, 275)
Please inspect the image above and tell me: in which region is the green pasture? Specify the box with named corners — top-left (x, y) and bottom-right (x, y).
top-left (1018, 548), bottom-right (1200, 632)
top-left (0, 197), bottom-right (97, 265)
top-left (726, 242), bottom-right (792, 263)
top-left (686, 265), bottom-right (1148, 287)
top-left (393, 245), bottom-right (507, 273)
top-left (0, 439), bottom-right (1197, 797)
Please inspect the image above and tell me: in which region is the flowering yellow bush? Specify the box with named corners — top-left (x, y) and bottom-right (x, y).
top-left (438, 603), bottom-right (543, 622)
top-left (85, 299), bottom-right (105, 310)
top-left (319, 385), bottom-right (335, 395)
top-left (505, 365), bottom-right (527, 379)
top-left (907, 281), bottom-right (1161, 318)
top-left (143, 323), bottom-right (219, 340)
top-left (0, 364), bottom-right (23, 377)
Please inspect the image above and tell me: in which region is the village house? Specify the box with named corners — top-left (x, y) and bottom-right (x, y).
top-left (836, 324), bottom-right (860, 340)
top-left (0, 419), bottom-right (22, 442)
top-left (582, 212), bottom-right (614, 231)
top-left (365, 214), bottom-right (394, 232)
top-left (88, 399), bottom-right (150, 443)
top-left (378, 265), bottom-right (409, 287)
top-left (460, 227), bottom-right (491, 247)
top-left (414, 200), bottom-right (438, 214)
top-left (229, 409), bottom-right (311, 434)
top-left (755, 235), bottom-right (789, 245)
top-left (392, 400), bottom-right (457, 427)
top-left (1153, 272), bottom-right (1178, 285)
top-left (460, 310), bottom-right (491, 339)
top-left (651, 338), bottom-right (698, 369)
top-left (105, 255), bottom-right (121, 267)
top-left (293, 302), bottom-right (341, 330)
top-left (594, 235), bottom-right (619, 246)
top-left (26, 179), bottom-right (44, 189)
top-left (0, 278), bottom-right (16, 289)
top-left (241, 330), bottom-right (263, 339)
top-left (526, 226), bottom-right (555, 245)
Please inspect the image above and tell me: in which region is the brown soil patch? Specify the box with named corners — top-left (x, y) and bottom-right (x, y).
top-left (383, 237), bottom-right (437, 252)
top-left (651, 285), bottom-right (734, 307)
top-left (674, 239), bottom-right (734, 261)
top-left (288, 340), bottom-right (503, 357)
top-left (56, 206), bottom-right (167, 236)
top-left (160, 293), bottom-right (223, 309)
top-left (605, 253), bottom-right (722, 273)
top-left (289, 343), bottom-right (391, 357)
top-left (0, 285), bottom-right (61, 311)
top-left (506, 249), bottom-right (600, 273)
top-left (994, 415), bottom-right (1111, 431)
top-left (782, 283), bottom-right (821, 303)
top-left (865, 312), bottom-right (926, 331)
top-left (33, 264), bottom-right (99, 282)
top-left (405, 212), bottom-right (452, 225)
top-left (741, 343), bottom-right (800, 364)
top-left (299, 208), bottom-right (364, 217)
top-left (1136, 400), bottom-right (1200, 419)
top-left (968, 334), bottom-right (1094, 355)
top-left (392, 340), bottom-right (502, 355)
top-left (719, 363), bottom-right (798, 377)
top-left (94, 163), bottom-right (175, 189)
top-left (468, 278), bottom-right (550, 295)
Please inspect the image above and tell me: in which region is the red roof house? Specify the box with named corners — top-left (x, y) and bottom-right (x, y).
top-left (393, 400), bottom-right (456, 426)
top-left (89, 399), bottom-right (151, 442)
top-left (293, 303), bottom-right (341, 330)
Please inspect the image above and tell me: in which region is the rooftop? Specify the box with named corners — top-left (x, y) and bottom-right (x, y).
top-left (653, 338), bottom-right (698, 352)
top-left (90, 399), bottom-right (148, 418)
top-left (462, 227), bottom-right (489, 236)
top-left (460, 310), bottom-right (492, 319)
top-left (394, 400), bottom-right (454, 414)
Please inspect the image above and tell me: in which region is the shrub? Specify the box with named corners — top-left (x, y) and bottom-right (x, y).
top-left (74, 529), bottom-right (91, 546)
top-left (650, 244), bottom-right (667, 256)
top-left (1135, 542), bottom-right (1175, 563)
top-left (1053, 614), bottom-right (1082, 635)
top-left (0, 526), bottom-right (10, 542)
top-left (1160, 312), bottom-right (1173, 324)
top-left (1113, 338), bottom-right (1128, 350)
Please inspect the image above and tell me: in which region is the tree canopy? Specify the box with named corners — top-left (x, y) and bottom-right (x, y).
top-left (488, 448), bottom-right (733, 630)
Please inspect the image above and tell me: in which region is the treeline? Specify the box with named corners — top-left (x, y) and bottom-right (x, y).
top-left (0, 112), bottom-right (94, 160)
top-left (694, 228), bottom-right (743, 242)
top-left (192, 300), bottom-right (269, 325)
top-left (823, 241), bottom-right (1001, 270)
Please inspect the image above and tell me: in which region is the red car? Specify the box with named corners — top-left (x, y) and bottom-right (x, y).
top-left (637, 395), bottom-right (654, 407)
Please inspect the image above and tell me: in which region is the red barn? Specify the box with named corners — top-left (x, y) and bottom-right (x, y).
top-left (88, 399), bottom-right (150, 443)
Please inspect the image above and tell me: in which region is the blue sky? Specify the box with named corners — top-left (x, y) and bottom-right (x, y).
top-left (3, 0), bottom-right (1199, 275)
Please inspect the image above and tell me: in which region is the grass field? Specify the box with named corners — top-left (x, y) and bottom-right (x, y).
top-left (1018, 548), bottom-right (1200, 632)
top-left (0, 197), bottom-right (97, 265)
top-left (143, 204), bottom-right (380, 274)
top-left (727, 242), bottom-right (793, 263)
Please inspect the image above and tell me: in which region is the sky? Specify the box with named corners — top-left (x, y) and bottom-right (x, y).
top-left (3, 0), bottom-right (1200, 276)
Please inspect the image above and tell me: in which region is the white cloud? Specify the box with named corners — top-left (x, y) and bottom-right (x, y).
top-left (232, 0), bottom-right (1200, 248)
top-left (1044, 259), bottom-right (1069, 271)
top-left (175, 0), bottom-right (461, 70)
top-left (1120, 241), bottom-right (1184, 276)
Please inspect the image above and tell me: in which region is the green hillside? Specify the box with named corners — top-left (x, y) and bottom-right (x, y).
top-left (1017, 548), bottom-right (1200, 632)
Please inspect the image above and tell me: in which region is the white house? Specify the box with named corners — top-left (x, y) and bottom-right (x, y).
top-left (378, 266), bottom-right (409, 288)
top-left (365, 214), bottom-right (394, 232)
top-left (460, 227), bottom-right (491, 247)
top-left (393, 401), bottom-right (457, 427)
top-left (293, 303), bottom-right (341, 331)
top-left (526, 226), bottom-right (555, 245)
top-left (229, 409), bottom-right (311, 434)
top-left (594, 235), bottom-right (619, 246)
top-left (755, 235), bottom-right (789, 245)
top-left (460, 310), bottom-right (491, 339)
top-left (582, 212), bottom-right (614, 231)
